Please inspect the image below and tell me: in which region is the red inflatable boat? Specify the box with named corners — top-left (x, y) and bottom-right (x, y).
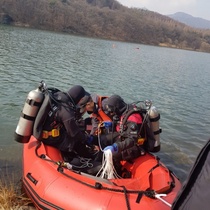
top-left (22, 135), bottom-right (181, 210)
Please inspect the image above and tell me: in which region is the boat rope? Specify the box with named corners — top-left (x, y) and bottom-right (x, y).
top-left (122, 186), bottom-right (131, 210)
top-left (96, 149), bottom-right (121, 179)
top-left (35, 141), bottom-right (57, 164)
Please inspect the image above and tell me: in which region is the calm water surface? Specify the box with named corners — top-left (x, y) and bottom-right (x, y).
top-left (1, 25), bottom-right (210, 182)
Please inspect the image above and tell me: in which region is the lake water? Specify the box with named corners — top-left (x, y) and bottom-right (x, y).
top-left (1, 25), bottom-right (210, 183)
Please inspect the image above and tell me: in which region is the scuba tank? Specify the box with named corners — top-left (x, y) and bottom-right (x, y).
top-left (148, 106), bottom-right (161, 150)
top-left (14, 81), bottom-right (46, 143)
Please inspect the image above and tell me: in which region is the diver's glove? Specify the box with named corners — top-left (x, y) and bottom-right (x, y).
top-left (104, 143), bottom-right (118, 155)
top-left (86, 135), bottom-right (94, 146)
top-left (86, 134), bottom-right (98, 146)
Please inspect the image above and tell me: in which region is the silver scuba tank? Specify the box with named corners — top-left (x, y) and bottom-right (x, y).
top-left (14, 82), bottom-right (46, 143)
top-left (148, 106), bottom-right (161, 149)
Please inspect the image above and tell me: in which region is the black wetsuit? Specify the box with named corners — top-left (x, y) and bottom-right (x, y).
top-left (42, 91), bottom-right (89, 157)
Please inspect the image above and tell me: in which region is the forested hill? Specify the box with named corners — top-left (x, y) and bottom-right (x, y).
top-left (1, 0), bottom-right (210, 53)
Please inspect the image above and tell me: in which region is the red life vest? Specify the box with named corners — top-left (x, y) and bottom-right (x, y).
top-left (91, 96), bottom-right (112, 122)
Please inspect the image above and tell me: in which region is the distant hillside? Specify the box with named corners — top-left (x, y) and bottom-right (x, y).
top-left (1, 0), bottom-right (210, 53)
top-left (168, 12), bottom-right (210, 29)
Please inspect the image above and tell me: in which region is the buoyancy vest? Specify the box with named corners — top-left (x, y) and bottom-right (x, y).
top-left (41, 103), bottom-right (61, 139)
top-left (117, 107), bottom-right (144, 141)
top-left (117, 106), bottom-right (159, 152)
top-left (33, 89), bottom-right (75, 141)
top-left (33, 88), bottom-right (60, 140)
top-left (108, 107), bottom-right (145, 161)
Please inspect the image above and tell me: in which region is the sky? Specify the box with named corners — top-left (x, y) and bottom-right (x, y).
top-left (117, 0), bottom-right (210, 21)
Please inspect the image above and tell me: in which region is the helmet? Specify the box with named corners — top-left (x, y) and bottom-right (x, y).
top-left (67, 85), bottom-right (90, 105)
top-left (78, 95), bottom-right (92, 113)
top-left (102, 95), bottom-right (127, 116)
